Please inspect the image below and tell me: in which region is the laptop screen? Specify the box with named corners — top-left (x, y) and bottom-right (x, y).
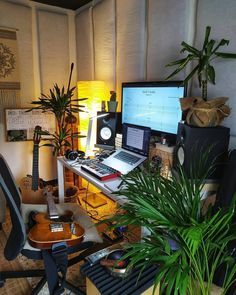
top-left (122, 123), bottom-right (151, 156)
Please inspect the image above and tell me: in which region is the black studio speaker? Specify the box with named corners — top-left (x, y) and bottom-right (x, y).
top-left (174, 123), bottom-right (230, 179)
top-left (96, 112), bottom-right (122, 149)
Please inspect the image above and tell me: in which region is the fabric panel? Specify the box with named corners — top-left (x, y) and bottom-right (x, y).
top-left (76, 8), bottom-right (94, 81)
top-left (147, 0), bottom-right (188, 81)
top-left (116, 0), bottom-right (146, 101)
top-left (37, 10), bottom-right (70, 94)
top-left (192, 0), bottom-right (236, 135)
top-left (93, 0), bottom-right (116, 91)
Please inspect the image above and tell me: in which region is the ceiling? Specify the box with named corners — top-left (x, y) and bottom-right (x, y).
top-left (31, 0), bottom-right (92, 10)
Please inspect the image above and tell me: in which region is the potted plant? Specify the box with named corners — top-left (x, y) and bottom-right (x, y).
top-left (165, 26), bottom-right (236, 127)
top-left (28, 83), bottom-right (87, 156)
top-left (107, 90), bottom-right (118, 112)
top-left (27, 65), bottom-right (88, 202)
top-left (101, 158), bottom-right (236, 294)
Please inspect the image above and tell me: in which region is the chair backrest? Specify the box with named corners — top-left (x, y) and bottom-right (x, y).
top-left (215, 149), bottom-right (236, 211)
top-left (0, 154), bottom-right (26, 260)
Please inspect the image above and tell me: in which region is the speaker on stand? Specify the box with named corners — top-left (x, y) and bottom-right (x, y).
top-left (95, 111), bottom-right (122, 150)
top-left (173, 122), bottom-right (230, 180)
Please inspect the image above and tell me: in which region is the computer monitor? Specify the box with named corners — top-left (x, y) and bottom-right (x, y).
top-left (122, 123), bottom-right (151, 156)
top-left (122, 81), bottom-right (186, 144)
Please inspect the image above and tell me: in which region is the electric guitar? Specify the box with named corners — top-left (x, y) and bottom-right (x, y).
top-left (20, 126), bottom-right (46, 204)
top-left (28, 187), bottom-right (84, 249)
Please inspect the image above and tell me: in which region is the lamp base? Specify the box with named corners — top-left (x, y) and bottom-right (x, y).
top-left (82, 193), bottom-right (107, 208)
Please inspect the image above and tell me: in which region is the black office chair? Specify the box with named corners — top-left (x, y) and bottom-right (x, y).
top-left (213, 149), bottom-right (236, 294)
top-left (0, 153), bottom-right (103, 295)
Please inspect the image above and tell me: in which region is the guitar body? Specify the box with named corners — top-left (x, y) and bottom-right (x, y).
top-left (20, 176), bottom-right (46, 204)
top-left (28, 212), bottom-right (85, 249)
top-left (28, 187), bottom-right (85, 249)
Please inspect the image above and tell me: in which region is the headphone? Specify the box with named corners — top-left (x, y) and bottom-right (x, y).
top-left (65, 150), bottom-right (85, 161)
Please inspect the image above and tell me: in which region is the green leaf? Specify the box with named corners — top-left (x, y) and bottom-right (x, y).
top-left (215, 52), bottom-right (236, 58)
top-left (207, 65), bottom-right (216, 84)
top-left (206, 39), bottom-right (216, 55)
top-left (202, 26), bottom-right (211, 50)
top-left (165, 55), bottom-right (194, 81)
top-left (212, 39), bottom-right (230, 53)
top-left (181, 41), bottom-right (200, 56)
top-left (165, 57), bottom-right (190, 67)
top-left (183, 64), bottom-right (199, 84)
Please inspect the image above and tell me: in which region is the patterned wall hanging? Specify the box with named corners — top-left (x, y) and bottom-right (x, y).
top-left (0, 28), bottom-right (21, 123)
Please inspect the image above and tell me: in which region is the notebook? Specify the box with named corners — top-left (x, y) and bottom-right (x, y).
top-left (102, 123), bottom-right (151, 175)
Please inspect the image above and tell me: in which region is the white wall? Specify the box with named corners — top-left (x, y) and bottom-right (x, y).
top-left (1, 0), bottom-right (236, 183)
top-left (0, 0), bottom-right (77, 182)
top-left (193, 0), bottom-right (236, 141)
top-left (76, 0), bottom-right (236, 143)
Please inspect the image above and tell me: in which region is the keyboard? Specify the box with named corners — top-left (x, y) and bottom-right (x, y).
top-left (114, 151), bottom-right (141, 165)
top-left (81, 160), bottom-right (121, 181)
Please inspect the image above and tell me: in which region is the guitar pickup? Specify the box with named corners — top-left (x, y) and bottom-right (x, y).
top-left (50, 223), bottom-right (63, 232)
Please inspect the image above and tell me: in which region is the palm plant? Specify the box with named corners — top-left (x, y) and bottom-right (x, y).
top-left (103, 158), bottom-right (236, 294)
top-left (165, 26), bottom-right (236, 101)
top-left (28, 83), bottom-right (87, 155)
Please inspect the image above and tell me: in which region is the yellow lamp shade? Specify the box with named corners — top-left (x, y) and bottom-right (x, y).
top-left (78, 81), bottom-right (109, 152)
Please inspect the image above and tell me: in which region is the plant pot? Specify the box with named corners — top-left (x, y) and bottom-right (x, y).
top-left (52, 183), bottom-right (78, 203)
top-left (180, 97), bottom-right (230, 127)
top-left (107, 101), bottom-right (118, 112)
top-left (192, 281), bottom-right (223, 295)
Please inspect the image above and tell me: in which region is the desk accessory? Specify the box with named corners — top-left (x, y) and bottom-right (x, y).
top-left (85, 243), bottom-right (124, 265)
top-left (81, 159), bottom-right (121, 181)
top-left (82, 192), bottom-right (107, 208)
top-left (95, 111), bottom-right (122, 149)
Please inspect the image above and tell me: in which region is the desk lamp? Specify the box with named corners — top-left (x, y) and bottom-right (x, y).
top-left (78, 81), bottom-right (109, 208)
top-left (82, 114), bottom-right (109, 208)
top-left (77, 81), bottom-right (109, 151)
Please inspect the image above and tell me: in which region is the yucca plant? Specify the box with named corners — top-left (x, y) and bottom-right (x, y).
top-left (102, 158), bottom-right (236, 294)
top-left (165, 26), bottom-right (236, 101)
top-left (28, 83), bottom-right (87, 155)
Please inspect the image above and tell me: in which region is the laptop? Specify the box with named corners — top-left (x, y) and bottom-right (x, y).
top-left (102, 123), bottom-right (151, 175)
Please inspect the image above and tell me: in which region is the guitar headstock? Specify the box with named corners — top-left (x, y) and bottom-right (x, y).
top-left (33, 125), bottom-right (42, 144)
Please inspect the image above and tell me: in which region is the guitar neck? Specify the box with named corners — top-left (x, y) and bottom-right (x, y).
top-left (32, 143), bottom-right (39, 191)
top-left (46, 192), bottom-right (59, 220)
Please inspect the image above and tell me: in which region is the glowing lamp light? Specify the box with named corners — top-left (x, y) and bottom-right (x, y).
top-left (77, 81), bottom-right (109, 152)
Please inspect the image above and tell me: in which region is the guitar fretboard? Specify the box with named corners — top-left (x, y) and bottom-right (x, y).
top-left (46, 192), bottom-right (59, 220)
top-left (32, 144), bottom-right (39, 191)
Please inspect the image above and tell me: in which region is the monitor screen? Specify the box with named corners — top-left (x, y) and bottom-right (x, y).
top-left (122, 81), bottom-right (186, 139)
top-left (122, 123), bottom-right (151, 156)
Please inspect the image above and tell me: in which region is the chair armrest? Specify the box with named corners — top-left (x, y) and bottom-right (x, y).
top-left (0, 187), bottom-right (6, 223)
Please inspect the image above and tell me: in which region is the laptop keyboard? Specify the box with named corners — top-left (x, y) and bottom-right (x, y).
top-left (114, 151), bottom-right (141, 165)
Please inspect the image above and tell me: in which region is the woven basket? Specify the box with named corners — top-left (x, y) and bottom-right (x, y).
top-left (52, 183), bottom-right (78, 203)
top-left (180, 97), bottom-right (230, 127)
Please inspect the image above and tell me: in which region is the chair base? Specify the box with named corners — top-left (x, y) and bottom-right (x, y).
top-left (0, 269), bottom-right (86, 295)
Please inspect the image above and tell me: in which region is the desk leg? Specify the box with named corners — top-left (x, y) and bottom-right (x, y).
top-left (57, 158), bottom-right (65, 203)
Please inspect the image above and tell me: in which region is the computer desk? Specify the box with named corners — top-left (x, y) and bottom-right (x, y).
top-left (57, 157), bottom-right (126, 204)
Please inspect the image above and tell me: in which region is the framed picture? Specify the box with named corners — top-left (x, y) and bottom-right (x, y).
top-left (5, 108), bottom-right (56, 141)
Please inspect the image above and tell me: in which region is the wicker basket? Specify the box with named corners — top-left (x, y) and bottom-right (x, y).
top-left (52, 183), bottom-right (78, 203)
